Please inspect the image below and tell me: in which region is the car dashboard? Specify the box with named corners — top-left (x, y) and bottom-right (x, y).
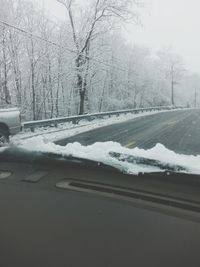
top-left (0, 149), bottom-right (200, 267)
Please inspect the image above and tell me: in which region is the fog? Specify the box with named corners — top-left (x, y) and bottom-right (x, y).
top-left (41, 0), bottom-right (200, 74)
top-left (0, 0), bottom-right (199, 120)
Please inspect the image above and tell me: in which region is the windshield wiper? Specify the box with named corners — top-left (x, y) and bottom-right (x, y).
top-left (109, 152), bottom-right (187, 173)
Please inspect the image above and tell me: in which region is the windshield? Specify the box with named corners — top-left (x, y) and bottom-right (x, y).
top-left (0, 0), bottom-right (200, 175)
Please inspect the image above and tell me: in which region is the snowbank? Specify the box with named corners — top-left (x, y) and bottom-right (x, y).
top-left (9, 136), bottom-right (200, 175)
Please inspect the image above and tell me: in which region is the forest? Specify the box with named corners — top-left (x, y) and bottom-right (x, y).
top-left (0, 0), bottom-right (199, 121)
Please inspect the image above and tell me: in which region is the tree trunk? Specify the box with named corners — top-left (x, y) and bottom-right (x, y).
top-left (56, 55), bottom-right (61, 117)
top-left (79, 90), bottom-right (86, 115)
top-left (31, 60), bottom-right (36, 120)
top-left (29, 37), bottom-right (36, 120)
top-left (2, 30), bottom-right (11, 105)
top-left (9, 31), bottom-right (21, 106)
top-left (48, 58), bottom-right (54, 118)
top-left (75, 55), bottom-right (85, 115)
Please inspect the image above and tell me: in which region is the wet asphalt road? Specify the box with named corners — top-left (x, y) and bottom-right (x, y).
top-left (56, 109), bottom-right (200, 155)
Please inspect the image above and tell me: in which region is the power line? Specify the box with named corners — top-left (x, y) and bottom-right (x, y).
top-left (0, 19), bottom-right (76, 54)
top-left (0, 19), bottom-right (127, 73)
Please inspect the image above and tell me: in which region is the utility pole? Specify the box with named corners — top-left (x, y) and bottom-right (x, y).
top-left (171, 79), bottom-right (174, 106)
top-left (171, 64), bottom-right (176, 106)
top-left (194, 89), bottom-right (197, 108)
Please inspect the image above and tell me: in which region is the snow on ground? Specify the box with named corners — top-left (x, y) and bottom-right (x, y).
top-left (8, 108), bottom-right (200, 175)
top-left (9, 135), bottom-right (200, 175)
top-left (12, 108), bottom-right (186, 143)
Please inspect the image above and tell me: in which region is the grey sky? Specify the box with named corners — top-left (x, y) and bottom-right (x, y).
top-left (41, 0), bottom-right (200, 74)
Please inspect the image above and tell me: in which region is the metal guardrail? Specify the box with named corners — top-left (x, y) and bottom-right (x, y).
top-left (23, 106), bottom-right (184, 132)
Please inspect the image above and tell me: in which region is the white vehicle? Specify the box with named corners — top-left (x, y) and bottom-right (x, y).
top-left (0, 108), bottom-right (21, 144)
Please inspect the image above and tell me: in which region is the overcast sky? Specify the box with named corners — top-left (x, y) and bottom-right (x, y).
top-left (41, 0), bottom-right (200, 74)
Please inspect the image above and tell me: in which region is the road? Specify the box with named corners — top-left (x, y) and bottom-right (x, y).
top-left (56, 109), bottom-right (200, 155)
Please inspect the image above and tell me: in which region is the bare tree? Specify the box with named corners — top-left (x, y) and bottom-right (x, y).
top-left (169, 60), bottom-right (185, 106)
top-left (57, 0), bottom-right (141, 114)
top-left (157, 48), bottom-right (185, 106)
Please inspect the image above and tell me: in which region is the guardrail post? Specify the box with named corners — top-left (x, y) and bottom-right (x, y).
top-left (72, 119), bottom-right (79, 124)
top-left (30, 127), bottom-right (35, 133)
